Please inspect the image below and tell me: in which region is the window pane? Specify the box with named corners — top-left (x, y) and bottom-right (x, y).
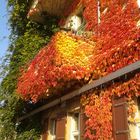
top-left (71, 113), bottom-right (80, 140)
top-left (73, 113), bottom-right (79, 131)
top-left (74, 135), bottom-right (79, 140)
top-left (50, 119), bottom-right (56, 140)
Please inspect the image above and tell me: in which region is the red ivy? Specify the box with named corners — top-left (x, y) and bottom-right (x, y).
top-left (82, 0), bottom-right (140, 78)
top-left (18, 1), bottom-right (140, 138)
top-left (81, 73), bottom-right (140, 140)
top-left (17, 32), bottom-right (94, 102)
top-left (81, 0), bottom-right (140, 139)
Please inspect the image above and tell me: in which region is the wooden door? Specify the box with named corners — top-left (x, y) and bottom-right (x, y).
top-left (80, 108), bottom-right (86, 140)
top-left (112, 96), bottom-right (129, 140)
top-left (42, 118), bottom-right (49, 140)
top-left (56, 116), bottom-right (66, 140)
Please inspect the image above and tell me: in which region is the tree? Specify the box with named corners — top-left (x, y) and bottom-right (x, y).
top-left (0, 0), bottom-right (59, 139)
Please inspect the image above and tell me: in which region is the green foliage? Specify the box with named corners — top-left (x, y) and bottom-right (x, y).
top-left (15, 129), bottom-right (40, 140)
top-left (0, 0), bottom-right (59, 139)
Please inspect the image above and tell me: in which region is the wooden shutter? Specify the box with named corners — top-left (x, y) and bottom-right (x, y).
top-left (42, 118), bottom-right (49, 140)
top-left (56, 116), bottom-right (66, 140)
top-left (80, 108), bottom-right (86, 140)
top-left (112, 96), bottom-right (129, 140)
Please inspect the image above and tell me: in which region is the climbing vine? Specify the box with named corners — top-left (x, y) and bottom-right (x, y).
top-left (17, 31), bottom-right (95, 102)
top-left (81, 0), bottom-right (140, 139)
top-left (15, 0), bottom-right (140, 139)
top-left (0, 0), bottom-right (59, 139)
top-left (81, 73), bottom-right (140, 139)
top-left (81, 92), bottom-right (112, 140)
top-left (17, 0), bottom-right (140, 101)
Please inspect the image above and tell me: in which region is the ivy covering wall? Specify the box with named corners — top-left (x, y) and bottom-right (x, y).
top-left (17, 0), bottom-right (140, 102)
top-left (0, 0), bottom-right (140, 139)
top-left (82, 0), bottom-right (140, 139)
top-left (16, 0), bottom-right (140, 139)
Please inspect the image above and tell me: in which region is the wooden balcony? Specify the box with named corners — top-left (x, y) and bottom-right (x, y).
top-left (28, 0), bottom-right (74, 22)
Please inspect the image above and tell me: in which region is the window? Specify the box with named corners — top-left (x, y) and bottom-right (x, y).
top-left (49, 115), bottom-right (66, 140)
top-left (138, 0), bottom-right (140, 8)
top-left (62, 5), bottom-right (85, 33)
top-left (137, 20), bottom-right (140, 28)
top-left (128, 97), bottom-right (140, 140)
top-left (50, 119), bottom-right (56, 140)
top-left (32, 0), bottom-right (38, 9)
top-left (68, 15), bottom-right (82, 32)
top-left (70, 113), bottom-right (80, 140)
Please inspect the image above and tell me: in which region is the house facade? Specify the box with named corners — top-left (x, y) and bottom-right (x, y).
top-left (17, 0), bottom-right (140, 140)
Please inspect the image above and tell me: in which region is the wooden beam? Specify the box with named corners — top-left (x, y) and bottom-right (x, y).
top-left (17, 60), bottom-right (140, 122)
top-left (17, 99), bottom-right (60, 122)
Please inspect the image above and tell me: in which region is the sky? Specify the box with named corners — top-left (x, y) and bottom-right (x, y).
top-left (0, 0), bottom-right (10, 82)
top-left (0, 0), bottom-right (10, 59)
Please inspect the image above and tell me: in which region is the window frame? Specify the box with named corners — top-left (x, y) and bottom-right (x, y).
top-left (70, 112), bottom-right (80, 140)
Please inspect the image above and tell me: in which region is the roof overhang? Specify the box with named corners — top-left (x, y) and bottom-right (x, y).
top-left (28, 0), bottom-right (74, 22)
